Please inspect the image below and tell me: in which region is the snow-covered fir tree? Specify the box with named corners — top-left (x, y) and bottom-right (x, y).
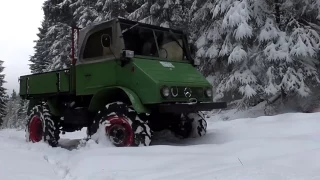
top-left (30, 0), bottom-right (74, 72)
top-left (0, 60), bottom-right (7, 126)
top-left (127, 0), bottom-right (193, 31)
top-left (30, 20), bottom-right (72, 72)
top-left (17, 98), bottom-right (28, 124)
top-left (29, 19), bottom-right (53, 73)
top-left (71, 0), bottom-right (99, 28)
top-left (94, 0), bottom-right (136, 22)
top-left (2, 90), bottom-right (28, 129)
top-left (2, 90), bottom-right (18, 128)
top-left (71, 0), bottom-right (139, 28)
top-left (193, 0), bottom-right (320, 108)
top-left (43, 0), bottom-right (74, 24)
top-left (44, 22), bottom-right (72, 71)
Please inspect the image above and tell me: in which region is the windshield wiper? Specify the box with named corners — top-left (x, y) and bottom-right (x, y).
top-left (121, 23), bottom-right (139, 34)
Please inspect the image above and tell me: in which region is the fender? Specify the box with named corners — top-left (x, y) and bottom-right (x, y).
top-left (88, 86), bottom-right (149, 114)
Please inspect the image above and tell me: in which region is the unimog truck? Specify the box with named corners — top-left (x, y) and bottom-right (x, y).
top-left (19, 18), bottom-right (227, 147)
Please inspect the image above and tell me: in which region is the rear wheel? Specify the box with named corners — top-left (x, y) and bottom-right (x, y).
top-left (89, 102), bottom-right (152, 147)
top-left (25, 102), bottom-right (60, 147)
top-left (170, 112), bottom-right (207, 138)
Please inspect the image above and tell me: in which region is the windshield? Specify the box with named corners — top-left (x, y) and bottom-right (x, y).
top-left (120, 23), bottom-right (187, 62)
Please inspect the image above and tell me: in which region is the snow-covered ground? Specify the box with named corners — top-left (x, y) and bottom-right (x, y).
top-left (1, 112), bottom-right (320, 180)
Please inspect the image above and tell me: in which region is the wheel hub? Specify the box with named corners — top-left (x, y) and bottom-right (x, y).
top-left (105, 117), bottom-right (134, 147)
top-left (108, 124), bottom-right (128, 146)
top-left (29, 116), bottom-right (43, 142)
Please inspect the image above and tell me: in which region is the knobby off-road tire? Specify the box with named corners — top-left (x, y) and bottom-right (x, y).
top-left (170, 113), bottom-right (207, 139)
top-left (89, 102), bottom-right (152, 147)
top-left (25, 102), bottom-right (60, 147)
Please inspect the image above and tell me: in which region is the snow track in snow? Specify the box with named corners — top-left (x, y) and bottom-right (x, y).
top-left (1, 112), bottom-right (320, 180)
top-left (43, 154), bottom-right (72, 179)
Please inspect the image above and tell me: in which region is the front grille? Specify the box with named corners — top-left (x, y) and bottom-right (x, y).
top-left (170, 86), bottom-right (204, 99)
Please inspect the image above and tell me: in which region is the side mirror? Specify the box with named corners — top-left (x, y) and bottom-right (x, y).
top-left (120, 50), bottom-right (135, 67)
top-left (122, 50), bottom-right (134, 58)
top-left (101, 34), bottom-right (111, 48)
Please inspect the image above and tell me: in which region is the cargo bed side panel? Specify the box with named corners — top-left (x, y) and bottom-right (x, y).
top-left (19, 70), bottom-right (70, 96)
top-left (19, 77), bottom-right (27, 96)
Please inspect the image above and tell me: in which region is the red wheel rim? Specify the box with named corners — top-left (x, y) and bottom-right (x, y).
top-left (29, 116), bottom-right (43, 142)
top-left (105, 117), bottom-right (134, 147)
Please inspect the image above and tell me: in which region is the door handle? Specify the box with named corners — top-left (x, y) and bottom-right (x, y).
top-left (84, 74), bottom-right (92, 78)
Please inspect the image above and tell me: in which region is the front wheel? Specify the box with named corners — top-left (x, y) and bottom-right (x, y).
top-left (188, 113), bottom-right (207, 137)
top-left (89, 102), bottom-right (152, 147)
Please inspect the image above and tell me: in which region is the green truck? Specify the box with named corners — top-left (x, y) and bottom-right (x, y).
top-left (19, 18), bottom-right (227, 147)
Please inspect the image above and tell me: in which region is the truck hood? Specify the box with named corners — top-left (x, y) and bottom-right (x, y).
top-left (133, 58), bottom-right (210, 85)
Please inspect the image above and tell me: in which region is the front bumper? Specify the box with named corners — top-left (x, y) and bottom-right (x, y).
top-left (158, 102), bottom-right (227, 113)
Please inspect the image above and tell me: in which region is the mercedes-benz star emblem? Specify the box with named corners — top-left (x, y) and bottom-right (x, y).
top-left (184, 87), bottom-right (192, 98)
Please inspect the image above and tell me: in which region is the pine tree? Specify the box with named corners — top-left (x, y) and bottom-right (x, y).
top-left (2, 92), bottom-right (16, 129)
top-left (11, 90), bottom-right (17, 100)
top-left (126, 0), bottom-right (150, 21)
top-left (44, 22), bottom-right (72, 71)
top-left (157, 0), bottom-right (193, 30)
top-left (71, 0), bottom-right (99, 28)
top-left (127, 0), bottom-right (192, 31)
top-left (193, 0), bottom-right (320, 108)
top-left (16, 98), bottom-right (28, 129)
top-left (2, 89), bottom-right (29, 129)
top-left (260, 0), bottom-right (320, 101)
top-left (30, 0), bottom-right (75, 72)
top-left (0, 60), bottom-right (7, 126)
top-left (30, 20), bottom-right (72, 72)
top-left (43, 0), bottom-right (74, 24)
top-left (29, 19), bottom-right (52, 73)
top-left (95, 0), bottom-right (131, 22)
top-left (17, 99), bottom-right (27, 121)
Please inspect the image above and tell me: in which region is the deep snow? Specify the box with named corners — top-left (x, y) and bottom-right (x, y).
top-left (1, 112), bottom-right (320, 180)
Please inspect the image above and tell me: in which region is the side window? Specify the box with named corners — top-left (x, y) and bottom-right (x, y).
top-left (83, 27), bottom-right (113, 60)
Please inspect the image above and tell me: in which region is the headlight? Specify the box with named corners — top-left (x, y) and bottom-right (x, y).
top-left (161, 86), bottom-right (170, 98)
top-left (205, 88), bottom-right (212, 97)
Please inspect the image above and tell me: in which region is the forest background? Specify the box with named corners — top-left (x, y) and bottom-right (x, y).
top-left (1, 0), bottom-right (320, 129)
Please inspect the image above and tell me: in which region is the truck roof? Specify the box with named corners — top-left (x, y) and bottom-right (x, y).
top-left (77, 18), bottom-right (186, 61)
top-left (79, 18), bottom-right (184, 36)
top-left (117, 18), bottom-right (184, 34)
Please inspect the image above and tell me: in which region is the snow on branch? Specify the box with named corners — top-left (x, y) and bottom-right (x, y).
top-left (222, 0), bottom-right (251, 29)
top-left (228, 45), bottom-right (247, 64)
